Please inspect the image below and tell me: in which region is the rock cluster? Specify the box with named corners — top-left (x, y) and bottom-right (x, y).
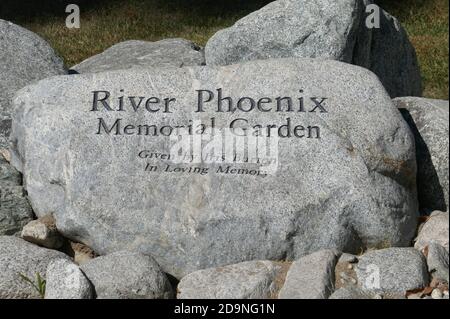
top-left (10, 58), bottom-right (418, 279)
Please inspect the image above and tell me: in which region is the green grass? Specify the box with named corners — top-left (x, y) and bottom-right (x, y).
top-left (1, 0), bottom-right (448, 99)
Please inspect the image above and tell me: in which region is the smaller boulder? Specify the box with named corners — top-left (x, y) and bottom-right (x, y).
top-left (71, 39), bottom-right (205, 74)
top-left (21, 215), bottom-right (64, 249)
top-left (395, 97), bottom-right (449, 212)
top-left (0, 186), bottom-right (33, 236)
top-left (278, 250), bottom-right (339, 299)
top-left (80, 251), bottom-right (173, 299)
top-left (45, 259), bottom-right (93, 299)
top-left (355, 248), bottom-right (429, 295)
top-left (0, 19), bottom-right (67, 150)
top-left (415, 211), bottom-right (449, 252)
top-left (177, 261), bottom-right (289, 299)
top-left (427, 242), bottom-right (449, 283)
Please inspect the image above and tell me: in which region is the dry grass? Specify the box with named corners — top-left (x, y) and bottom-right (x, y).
top-left (1, 0), bottom-right (448, 99)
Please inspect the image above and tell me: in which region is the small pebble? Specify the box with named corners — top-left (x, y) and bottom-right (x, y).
top-left (340, 272), bottom-right (350, 280)
top-left (339, 253), bottom-right (358, 264)
top-left (431, 289), bottom-right (443, 299)
top-left (347, 264), bottom-right (353, 270)
top-left (373, 293), bottom-right (383, 299)
top-left (350, 278), bottom-right (357, 285)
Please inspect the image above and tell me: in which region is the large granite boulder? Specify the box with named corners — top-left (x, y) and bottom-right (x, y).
top-left (394, 97), bottom-right (449, 213)
top-left (205, 0), bottom-right (422, 98)
top-left (80, 251), bottom-right (173, 299)
top-left (10, 58), bottom-right (418, 278)
top-left (0, 19), bottom-right (66, 150)
top-left (71, 39), bottom-right (205, 74)
top-left (0, 236), bottom-right (70, 299)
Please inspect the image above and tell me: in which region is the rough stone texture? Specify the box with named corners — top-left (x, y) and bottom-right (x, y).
top-left (355, 248), bottom-right (429, 294)
top-left (395, 97), bottom-right (449, 212)
top-left (1, 155), bottom-right (33, 236)
top-left (329, 286), bottom-right (373, 299)
top-left (45, 258), bottom-right (93, 299)
top-left (21, 215), bottom-right (64, 249)
top-left (205, 0), bottom-right (422, 98)
top-left (427, 242), bottom-right (449, 283)
top-left (80, 251), bottom-right (173, 299)
top-left (72, 39), bottom-right (205, 74)
top-left (0, 19), bottom-right (66, 150)
top-left (278, 250), bottom-right (338, 299)
top-left (0, 236), bottom-right (70, 298)
top-left (11, 58), bottom-right (418, 278)
top-left (177, 260), bottom-right (286, 299)
top-left (415, 211), bottom-right (449, 252)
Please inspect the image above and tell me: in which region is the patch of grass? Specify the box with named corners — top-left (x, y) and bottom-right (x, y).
top-left (379, 0), bottom-right (449, 99)
top-left (18, 272), bottom-right (46, 298)
top-left (1, 0), bottom-right (448, 99)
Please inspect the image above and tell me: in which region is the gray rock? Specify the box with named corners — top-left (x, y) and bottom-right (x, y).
top-left (431, 288), bottom-right (443, 299)
top-left (0, 186), bottom-right (33, 236)
top-left (21, 215), bottom-right (64, 249)
top-left (10, 58), bottom-right (418, 279)
top-left (415, 211), bottom-right (449, 252)
top-left (278, 250), bottom-right (339, 299)
top-left (0, 236), bottom-right (70, 298)
top-left (0, 19), bottom-right (66, 150)
top-left (0, 19), bottom-right (63, 236)
top-left (45, 258), bottom-right (93, 299)
top-left (177, 260), bottom-right (286, 299)
top-left (395, 97), bottom-right (449, 212)
top-left (80, 251), bottom-right (173, 299)
top-left (1, 154), bottom-right (33, 236)
top-left (205, 0), bottom-right (421, 98)
top-left (339, 253), bottom-right (359, 264)
top-left (72, 39), bottom-right (205, 74)
top-left (329, 286), bottom-right (373, 299)
top-left (356, 248), bottom-right (429, 294)
top-left (427, 242), bottom-right (449, 283)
